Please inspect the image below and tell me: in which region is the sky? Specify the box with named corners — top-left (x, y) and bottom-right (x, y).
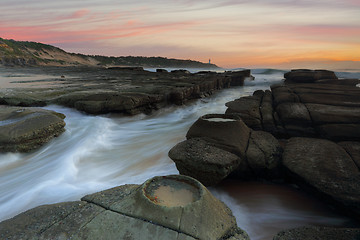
top-left (1, 0), bottom-right (360, 69)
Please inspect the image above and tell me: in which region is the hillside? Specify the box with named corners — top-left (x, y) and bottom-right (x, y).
top-left (0, 38), bottom-right (219, 69)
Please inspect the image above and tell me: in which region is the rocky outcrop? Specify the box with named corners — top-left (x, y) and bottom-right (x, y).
top-left (225, 71), bottom-right (360, 141)
top-left (0, 106), bottom-right (66, 152)
top-left (169, 69), bottom-right (360, 224)
top-left (284, 69), bottom-right (338, 83)
top-left (282, 137), bottom-right (360, 219)
top-left (0, 68), bottom-right (251, 115)
top-left (169, 114), bottom-right (283, 186)
top-left (274, 226), bottom-right (360, 240)
top-left (0, 175), bottom-right (249, 240)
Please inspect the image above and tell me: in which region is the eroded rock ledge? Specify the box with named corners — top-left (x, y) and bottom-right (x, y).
top-left (0, 106), bottom-right (65, 152)
top-left (168, 69), bottom-right (360, 239)
top-left (0, 67), bottom-right (252, 115)
top-left (0, 175), bottom-right (249, 240)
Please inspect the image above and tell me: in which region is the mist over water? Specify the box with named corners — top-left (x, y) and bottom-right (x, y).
top-left (0, 70), bottom-right (357, 239)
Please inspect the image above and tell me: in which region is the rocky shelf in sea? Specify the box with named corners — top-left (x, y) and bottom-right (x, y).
top-left (0, 66), bottom-right (251, 152)
top-left (0, 175), bottom-right (250, 240)
top-left (0, 66), bottom-right (251, 115)
top-left (1, 68), bottom-right (360, 239)
top-left (0, 106), bottom-right (66, 152)
top-left (169, 69), bottom-right (360, 239)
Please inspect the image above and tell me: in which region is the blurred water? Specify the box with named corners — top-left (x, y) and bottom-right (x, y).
top-left (0, 70), bottom-right (357, 239)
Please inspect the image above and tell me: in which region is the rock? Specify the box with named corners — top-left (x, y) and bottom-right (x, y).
top-left (273, 226), bottom-right (360, 240)
top-left (243, 130), bottom-right (283, 179)
top-left (282, 137), bottom-right (360, 219)
top-left (0, 106), bottom-right (66, 152)
top-left (316, 78), bottom-right (360, 86)
top-left (0, 175), bottom-right (250, 240)
top-left (186, 114), bottom-right (250, 158)
top-left (171, 69), bottom-right (191, 74)
top-left (0, 67), bottom-right (251, 115)
top-left (338, 141), bottom-right (360, 169)
top-left (107, 66), bottom-right (145, 71)
top-left (317, 124), bottom-right (360, 141)
top-left (225, 70), bottom-right (252, 86)
top-left (168, 138), bottom-right (242, 186)
top-left (226, 77), bottom-right (360, 141)
top-left (156, 68), bottom-right (168, 73)
top-left (169, 114), bottom-right (282, 184)
top-left (275, 102), bottom-right (315, 137)
top-left (306, 103), bottom-right (360, 124)
top-left (225, 96), bottom-right (263, 130)
top-left (284, 69), bottom-right (337, 83)
top-left (261, 90), bottom-right (277, 133)
top-left (0, 201), bottom-right (102, 240)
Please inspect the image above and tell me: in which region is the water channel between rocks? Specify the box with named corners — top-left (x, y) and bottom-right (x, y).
top-left (0, 69), bottom-right (358, 240)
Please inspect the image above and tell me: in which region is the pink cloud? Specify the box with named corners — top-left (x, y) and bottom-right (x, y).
top-left (70, 9), bottom-right (90, 19)
top-left (0, 19), bottom-right (203, 44)
top-left (54, 9), bottom-right (91, 21)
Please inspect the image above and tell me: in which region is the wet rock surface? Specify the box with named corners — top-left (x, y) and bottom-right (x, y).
top-left (0, 66), bottom-right (251, 115)
top-left (282, 137), bottom-right (360, 218)
top-left (168, 69), bottom-right (360, 238)
top-left (225, 72), bottom-right (360, 141)
top-left (284, 69), bottom-right (338, 83)
top-left (0, 106), bottom-right (65, 152)
top-left (169, 114), bottom-right (283, 186)
top-left (273, 226), bottom-right (360, 240)
top-left (0, 175), bottom-right (249, 240)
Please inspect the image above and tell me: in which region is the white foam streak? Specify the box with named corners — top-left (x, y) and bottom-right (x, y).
top-left (0, 72), bottom-right (354, 239)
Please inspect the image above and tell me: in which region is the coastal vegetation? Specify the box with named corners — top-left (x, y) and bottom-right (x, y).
top-left (0, 38), bottom-right (218, 68)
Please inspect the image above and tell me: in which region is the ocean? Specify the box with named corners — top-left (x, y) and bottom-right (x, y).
top-left (0, 68), bottom-right (358, 239)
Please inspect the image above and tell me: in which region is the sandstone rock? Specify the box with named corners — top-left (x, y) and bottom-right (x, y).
top-left (317, 124), bottom-right (360, 141)
top-left (225, 70), bottom-right (252, 86)
top-left (243, 130), bottom-right (283, 179)
top-left (316, 78), bottom-right (360, 86)
top-left (0, 201), bottom-right (102, 239)
top-left (0, 67), bottom-right (251, 115)
top-left (225, 96), bottom-right (262, 130)
top-left (168, 138), bottom-right (242, 186)
top-left (169, 114), bottom-right (282, 184)
top-left (274, 226), bottom-right (360, 240)
top-left (107, 66), bottom-right (145, 71)
top-left (0, 175), bottom-right (250, 240)
top-left (260, 90), bottom-right (277, 133)
top-left (229, 78), bottom-right (360, 141)
top-left (0, 106), bottom-right (66, 152)
top-left (338, 141), bottom-right (360, 169)
top-left (108, 175), bottom-right (247, 240)
top-left (186, 114), bottom-right (250, 158)
top-left (156, 68), bottom-right (168, 73)
top-left (306, 103), bottom-right (360, 124)
top-left (284, 69), bottom-right (337, 83)
top-left (275, 102), bottom-right (315, 137)
top-left (171, 69), bottom-right (191, 74)
top-left (271, 85), bottom-right (300, 106)
top-left (282, 137), bottom-right (360, 219)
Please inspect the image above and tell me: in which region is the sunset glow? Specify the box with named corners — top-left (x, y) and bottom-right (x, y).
top-left (1, 0), bottom-right (359, 69)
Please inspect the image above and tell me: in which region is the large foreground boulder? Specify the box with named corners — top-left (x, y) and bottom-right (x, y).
top-left (0, 106), bottom-right (66, 152)
top-left (274, 226), bottom-right (360, 240)
top-left (0, 175), bottom-right (249, 240)
top-left (282, 137), bottom-right (360, 219)
top-left (169, 138), bottom-right (242, 185)
top-left (169, 114), bottom-right (283, 185)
